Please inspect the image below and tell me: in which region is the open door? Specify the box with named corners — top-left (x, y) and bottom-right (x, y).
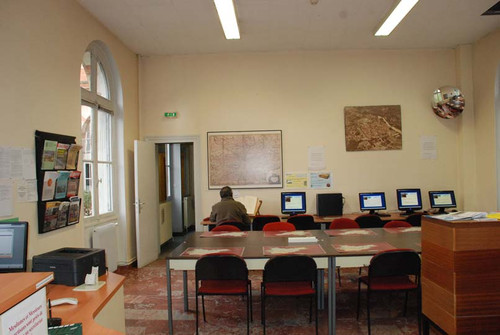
top-left (134, 140), bottom-right (160, 268)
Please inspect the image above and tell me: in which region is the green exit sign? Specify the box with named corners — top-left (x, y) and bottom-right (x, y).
top-left (164, 112), bottom-right (177, 118)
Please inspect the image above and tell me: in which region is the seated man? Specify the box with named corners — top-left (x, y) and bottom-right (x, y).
top-left (210, 186), bottom-right (251, 230)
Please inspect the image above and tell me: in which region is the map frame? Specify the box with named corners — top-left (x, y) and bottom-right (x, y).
top-left (207, 130), bottom-right (283, 189)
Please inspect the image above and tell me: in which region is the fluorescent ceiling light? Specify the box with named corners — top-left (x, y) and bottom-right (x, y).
top-left (375, 0), bottom-right (419, 36)
top-left (214, 0), bottom-right (240, 40)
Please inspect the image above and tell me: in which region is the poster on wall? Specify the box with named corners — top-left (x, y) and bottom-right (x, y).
top-left (344, 105), bottom-right (402, 151)
top-left (285, 172), bottom-right (308, 188)
top-left (207, 130), bottom-right (283, 189)
top-left (309, 171), bottom-right (333, 189)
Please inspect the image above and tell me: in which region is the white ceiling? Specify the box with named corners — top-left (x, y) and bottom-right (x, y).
top-left (77, 0), bottom-right (500, 55)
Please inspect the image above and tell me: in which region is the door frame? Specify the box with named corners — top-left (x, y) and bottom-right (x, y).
top-left (144, 135), bottom-right (202, 231)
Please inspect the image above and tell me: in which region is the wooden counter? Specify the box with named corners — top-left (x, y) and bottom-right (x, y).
top-left (46, 272), bottom-right (126, 335)
top-left (0, 272), bottom-right (53, 314)
top-left (421, 217), bottom-right (500, 334)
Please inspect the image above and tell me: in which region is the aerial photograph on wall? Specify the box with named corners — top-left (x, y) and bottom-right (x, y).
top-left (344, 105), bottom-right (402, 151)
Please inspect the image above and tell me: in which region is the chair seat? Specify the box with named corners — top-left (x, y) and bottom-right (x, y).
top-left (199, 280), bottom-right (249, 294)
top-left (264, 281), bottom-right (315, 296)
top-left (360, 275), bottom-right (418, 291)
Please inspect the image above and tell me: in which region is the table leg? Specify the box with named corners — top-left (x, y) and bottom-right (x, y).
top-left (328, 257), bottom-right (336, 335)
top-left (183, 270), bottom-right (188, 311)
top-left (166, 259), bottom-right (174, 334)
top-left (317, 269), bottom-right (324, 310)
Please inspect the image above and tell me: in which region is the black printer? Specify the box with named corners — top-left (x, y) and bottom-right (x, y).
top-left (32, 247), bottom-right (106, 286)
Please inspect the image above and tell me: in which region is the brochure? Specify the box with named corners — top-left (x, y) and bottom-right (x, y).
top-left (54, 171), bottom-right (70, 199)
top-left (41, 140), bottom-right (57, 170)
top-left (54, 143), bottom-right (70, 169)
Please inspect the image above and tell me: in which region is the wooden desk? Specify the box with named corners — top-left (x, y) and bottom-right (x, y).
top-left (0, 272), bottom-right (53, 314)
top-left (46, 272), bottom-right (126, 335)
top-left (165, 228), bottom-right (422, 335)
top-left (421, 217), bottom-right (500, 334)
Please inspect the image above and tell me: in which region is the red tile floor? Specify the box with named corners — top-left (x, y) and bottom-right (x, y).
top-left (116, 256), bottom-right (441, 335)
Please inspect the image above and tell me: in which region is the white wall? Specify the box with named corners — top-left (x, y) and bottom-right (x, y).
top-left (0, 0), bottom-right (139, 262)
top-left (140, 49), bottom-right (464, 227)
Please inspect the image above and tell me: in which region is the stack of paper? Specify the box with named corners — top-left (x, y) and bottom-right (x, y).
top-left (432, 211), bottom-right (488, 221)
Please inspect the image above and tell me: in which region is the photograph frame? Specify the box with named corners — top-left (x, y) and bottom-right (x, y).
top-left (207, 130), bottom-right (283, 189)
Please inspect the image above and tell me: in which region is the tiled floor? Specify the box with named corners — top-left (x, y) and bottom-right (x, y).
top-left (116, 233), bottom-right (439, 335)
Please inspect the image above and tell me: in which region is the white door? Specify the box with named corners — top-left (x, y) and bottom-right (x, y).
top-left (134, 140), bottom-right (160, 268)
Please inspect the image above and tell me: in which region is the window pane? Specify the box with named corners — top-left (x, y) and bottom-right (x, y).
top-left (98, 163), bottom-right (113, 215)
top-left (83, 162), bottom-right (94, 218)
top-left (80, 52), bottom-right (91, 90)
top-left (81, 105), bottom-right (93, 161)
top-left (96, 61), bottom-right (110, 99)
top-left (98, 110), bottom-right (112, 161)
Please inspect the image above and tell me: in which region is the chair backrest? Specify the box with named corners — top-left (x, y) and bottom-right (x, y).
top-left (287, 214), bottom-right (317, 230)
top-left (252, 215), bottom-right (281, 231)
top-left (263, 255), bottom-right (317, 283)
top-left (195, 254), bottom-right (248, 281)
top-left (218, 221), bottom-right (248, 231)
top-left (405, 213), bottom-right (423, 226)
top-left (383, 220), bottom-right (412, 228)
top-left (355, 214), bottom-right (384, 228)
top-left (262, 222), bottom-right (296, 231)
top-left (211, 224), bottom-right (241, 232)
top-left (368, 249), bottom-right (421, 280)
top-left (329, 218), bottom-right (360, 229)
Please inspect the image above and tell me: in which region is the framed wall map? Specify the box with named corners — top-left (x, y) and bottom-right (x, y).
top-left (207, 130), bottom-right (283, 189)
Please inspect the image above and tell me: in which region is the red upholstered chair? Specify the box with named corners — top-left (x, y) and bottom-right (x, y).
top-left (252, 215), bottom-right (281, 231)
top-left (384, 220), bottom-right (412, 228)
top-left (261, 255), bottom-right (318, 335)
top-left (357, 249), bottom-right (421, 335)
top-left (287, 214), bottom-right (318, 230)
top-left (218, 220), bottom-right (250, 231)
top-left (262, 222), bottom-right (296, 231)
top-left (355, 214), bottom-right (384, 228)
top-left (329, 218), bottom-right (360, 229)
top-left (211, 224), bottom-right (241, 232)
top-left (195, 254), bottom-right (252, 335)
top-left (329, 218), bottom-right (361, 286)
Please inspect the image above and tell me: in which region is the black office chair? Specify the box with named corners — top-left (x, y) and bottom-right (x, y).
top-left (261, 255), bottom-right (318, 335)
top-left (252, 215), bottom-right (281, 231)
top-left (357, 249), bottom-right (421, 335)
top-left (195, 254), bottom-right (252, 335)
top-left (406, 213), bottom-right (423, 226)
top-left (287, 214), bottom-right (318, 230)
top-left (355, 214), bottom-right (384, 228)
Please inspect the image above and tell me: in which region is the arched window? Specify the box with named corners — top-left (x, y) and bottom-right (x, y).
top-left (79, 42), bottom-right (117, 220)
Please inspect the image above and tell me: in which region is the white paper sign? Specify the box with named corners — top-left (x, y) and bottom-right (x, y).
top-left (420, 135), bottom-right (437, 160)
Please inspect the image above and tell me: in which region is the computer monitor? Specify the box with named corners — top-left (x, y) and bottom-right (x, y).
top-left (429, 190), bottom-right (456, 214)
top-left (396, 188), bottom-right (423, 215)
top-left (281, 192), bottom-right (306, 216)
top-left (0, 221), bottom-right (28, 273)
top-left (359, 192), bottom-right (386, 215)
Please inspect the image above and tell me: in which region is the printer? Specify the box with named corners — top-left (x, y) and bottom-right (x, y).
top-left (32, 247), bottom-right (106, 286)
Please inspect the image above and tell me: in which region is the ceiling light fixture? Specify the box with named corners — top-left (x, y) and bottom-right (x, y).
top-left (213, 0), bottom-right (240, 40)
top-left (375, 0), bottom-right (419, 36)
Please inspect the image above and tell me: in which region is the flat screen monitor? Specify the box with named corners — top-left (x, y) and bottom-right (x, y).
top-left (429, 190), bottom-right (456, 214)
top-left (281, 192), bottom-right (306, 216)
top-left (359, 192), bottom-right (386, 214)
top-left (0, 221), bottom-right (28, 273)
top-left (396, 188), bottom-right (423, 215)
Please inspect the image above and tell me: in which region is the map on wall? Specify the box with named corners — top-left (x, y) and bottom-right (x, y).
top-left (207, 130), bottom-right (283, 189)
top-left (344, 105), bottom-right (402, 151)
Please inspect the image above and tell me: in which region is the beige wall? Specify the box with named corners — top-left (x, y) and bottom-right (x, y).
top-left (140, 49), bottom-right (467, 226)
top-left (473, 29), bottom-right (500, 211)
top-left (0, 0), bottom-right (139, 262)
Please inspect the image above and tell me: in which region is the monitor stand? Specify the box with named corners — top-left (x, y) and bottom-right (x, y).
top-left (368, 210), bottom-right (390, 217)
top-left (436, 208), bottom-right (448, 214)
top-left (400, 209), bottom-right (416, 216)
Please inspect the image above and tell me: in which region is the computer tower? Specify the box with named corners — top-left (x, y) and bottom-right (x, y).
top-left (316, 193), bottom-right (343, 216)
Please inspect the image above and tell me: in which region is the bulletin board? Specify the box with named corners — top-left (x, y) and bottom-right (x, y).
top-left (35, 130), bottom-right (82, 234)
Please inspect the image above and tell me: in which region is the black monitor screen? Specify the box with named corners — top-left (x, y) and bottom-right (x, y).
top-left (0, 222), bottom-right (28, 273)
top-left (359, 192), bottom-right (386, 213)
top-left (396, 189), bottom-right (422, 214)
top-left (281, 192), bottom-right (306, 215)
top-left (429, 190), bottom-right (456, 213)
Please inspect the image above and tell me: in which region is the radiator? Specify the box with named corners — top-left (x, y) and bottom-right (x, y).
top-left (92, 222), bottom-right (118, 272)
top-left (183, 196), bottom-right (195, 229)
